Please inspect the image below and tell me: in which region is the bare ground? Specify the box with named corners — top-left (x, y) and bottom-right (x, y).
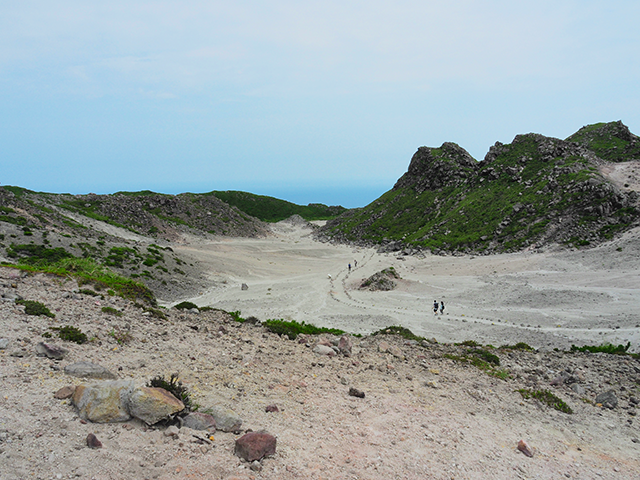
top-left (1, 258), bottom-right (640, 480)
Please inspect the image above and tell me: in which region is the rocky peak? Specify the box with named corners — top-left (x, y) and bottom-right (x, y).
top-left (566, 121), bottom-right (640, 162)
top-left (393, 142), bottom-right (477, 193)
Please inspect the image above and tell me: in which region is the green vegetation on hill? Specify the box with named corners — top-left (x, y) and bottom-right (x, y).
top-left (323, 127), bottom-right (639, 253)
top-left (566, 121), bottom-right (640, 162)
top-left (210, 190), bottom-right (346, 222)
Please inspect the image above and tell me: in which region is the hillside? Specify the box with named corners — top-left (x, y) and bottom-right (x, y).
top-left (211, 190), bottom-right (346, 222)
top-left (1, 267), bottom-right (639, 479)
top-left (319, 121), bottom-right (640, 254)
top-left (0, 188), bottom-right (271, 301)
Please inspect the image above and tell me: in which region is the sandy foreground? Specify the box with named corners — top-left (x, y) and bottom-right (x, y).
top-left (175, 221), bottom-right (640, 353)
top-left (2, 223), bottom-right (640, 480)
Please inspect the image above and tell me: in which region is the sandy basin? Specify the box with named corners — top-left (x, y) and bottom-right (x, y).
top-left (173, 222), bottom-right (640, 352)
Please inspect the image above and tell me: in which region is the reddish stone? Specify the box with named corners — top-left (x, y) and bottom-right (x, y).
top-left (86, 433), bottom-right (102, 449)
top-left (265, 404), bottom-right (279, 413)
top-left (234, 431), bottom-right (277, 462)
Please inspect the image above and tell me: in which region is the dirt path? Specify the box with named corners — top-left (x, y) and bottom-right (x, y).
top-left (173, 223), bottom-right (640, 353)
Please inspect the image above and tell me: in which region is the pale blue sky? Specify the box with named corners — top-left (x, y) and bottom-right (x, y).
top-left (2, 1), bottom-right (639, 207)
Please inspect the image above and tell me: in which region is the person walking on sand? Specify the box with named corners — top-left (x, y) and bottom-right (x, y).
top-left (433, 300), bottom-right (439, 315)
top-left (348, 263), bottom-right (351, 272)
top-left (354, 260), bottom-right (357, 268)
top-left (440, 301), bottom-right (445, 315)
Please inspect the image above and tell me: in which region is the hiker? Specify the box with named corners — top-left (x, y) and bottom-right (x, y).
top-left (433, 300), bottom-right (439, 315)
top-left (354, 260), bottom-right (357, 268)
top-left (348, 263), bottom-right (351, 272)
top-left (440, 301), bottom-right (445, 315)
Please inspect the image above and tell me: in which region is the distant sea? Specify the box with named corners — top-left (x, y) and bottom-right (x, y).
top-left (247, 185), bottom-right (389, 209)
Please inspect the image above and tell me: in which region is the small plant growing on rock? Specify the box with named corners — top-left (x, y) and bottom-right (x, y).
top-left (108, 327), bottom-right (132, 344)
top-left (148, 373), bottom-right (192, 412)
top-left (372, 325), bottom-right (424, 342)
top-left (518, 388), bottom-right (573, 414)
top-left (570, 342), bottom-right (631, 355)
top-left (174, 301), bottom-right (198, 310)
top-left (263, 318), bottom-right (346, 340)
top-left (101, 306), bottom-right (123, 317)
top-left (15, 299), bottom-right (55, 318)
top-left (78, 288), bottom-right (102, 297)
top-left (501, 342), bottom-right (535, 351)
top-left (53, 325), bottom-right (88, 344)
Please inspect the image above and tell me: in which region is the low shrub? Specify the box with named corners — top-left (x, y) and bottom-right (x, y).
top-left (518, 388), bottom-right (573, 414)
top-left (16, 299), bottom-right (55, 318)
top-left (372, 325), bottom-right (424, 342)
top-left (174, 301), bottom-right (198, 310)
top-left (501, 342), bottom-right (535, 351)
top-left (101, 306), bottom-right (123, 317)
top-left (54, 325), bottom-right (88, 344)
top-left (570, 342), bottom-right (631, 355)
top-left (263, 319), bottom-right (346, 340)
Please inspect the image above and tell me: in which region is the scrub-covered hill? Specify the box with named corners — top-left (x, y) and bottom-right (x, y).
top-left (319, 122), bottom-right (640, 254)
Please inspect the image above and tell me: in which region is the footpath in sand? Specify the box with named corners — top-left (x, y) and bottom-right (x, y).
top-left (175, 220), bottom-right (640, 353)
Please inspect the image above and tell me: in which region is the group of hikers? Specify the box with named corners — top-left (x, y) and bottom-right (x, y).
top-left (346, 261), bottom-right (445, 316)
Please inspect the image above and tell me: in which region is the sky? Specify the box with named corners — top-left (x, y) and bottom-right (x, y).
top-left (1, 1), bottom-right (639, 208)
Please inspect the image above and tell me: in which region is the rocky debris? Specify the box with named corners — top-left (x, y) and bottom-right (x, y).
top-left (595, 390), bottom-right (618, 409)
top-left (182, 412), bottom-right (217, 432)
top-left (0, 338), bottom-right (10, 349)
top-left (378, 340), bottom-right (404, 360)
top-left (64, 361), bottom-right (117, 379)
top-left (348, 387), bottom-right (365, 398)
top-left (265, 404), bottom-right (279, 413)
top-left (358, 267), bottom-right (400, 291)
top-left (2, 268), bottom-right (640, 478)
top-left (338, 335), bottom-right (353, 356)
top-left (206, 405), bottom-right (243, 433)
top-left (72, 380), bottom-right (136, 423)
top-left (127, 387), bottom-right (185, 425)
top-left (313, 344), bottom-right (336, 356)
top-left (86, 433), bottom-right (103, 449)
top-left (35, 342), bottom-right (67, 360)
top-left (234, 431), bottom-right (277, 462)
top-left (517, 439), bottom-right (534, 457)
top-left (241, 283), bottom-right (249, 291)
top-left (53, 386), bottom-right (75, 399)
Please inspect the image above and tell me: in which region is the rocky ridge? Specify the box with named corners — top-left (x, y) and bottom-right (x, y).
top-left (319, 121), bottom-right (640, 255)
top-left (0, 188), bottom-right (272, 302)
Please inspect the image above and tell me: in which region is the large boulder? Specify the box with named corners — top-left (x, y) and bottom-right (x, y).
top-left (72, 380), bottom-right (135, 423)
top-left (127, 387), bottom-right (185, 425)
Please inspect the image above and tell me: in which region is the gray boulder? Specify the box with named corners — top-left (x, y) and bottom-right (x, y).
top-left (182, 412), bottom-right (216, 431)
top-left (35, 342), bottom-right (67, 360)
top-left (595, 390), bottom-right (618, 409)
top-left (64, 361), bottom-right (117, 379)
top-left (206, 405), bottom-right (243, 432)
